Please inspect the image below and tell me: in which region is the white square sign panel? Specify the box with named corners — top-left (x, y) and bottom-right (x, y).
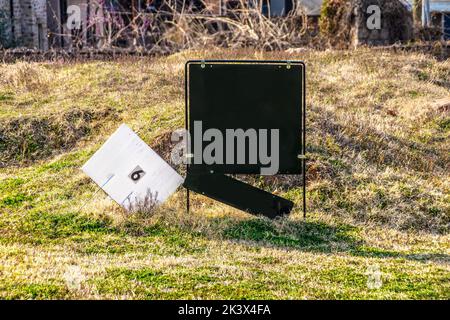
top-left (82, 124), bottom-right (184, 210)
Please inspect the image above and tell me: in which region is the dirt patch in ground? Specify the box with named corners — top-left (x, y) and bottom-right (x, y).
top-left (150, 130), bottom-right (176, 164)
top-left (0, 107), bottom-right (120, 167)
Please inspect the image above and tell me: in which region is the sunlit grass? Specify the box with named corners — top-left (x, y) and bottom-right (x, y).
top-left (0, 48), bottom-right (448, 299)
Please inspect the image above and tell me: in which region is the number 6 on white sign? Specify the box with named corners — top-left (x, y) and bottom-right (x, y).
top-left (82, 124), bottom-right (184, 211)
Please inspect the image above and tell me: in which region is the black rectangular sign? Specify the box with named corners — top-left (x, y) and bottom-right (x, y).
top-left (186, 60), bottom-right (305, 175)
top-left (183, 173), bottom-right (294, 218)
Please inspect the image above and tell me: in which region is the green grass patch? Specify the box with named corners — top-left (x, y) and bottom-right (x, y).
top-left (223, 218), bottom-right (361, 252)
top-left (15, 211), bottom-right (112, 242)
top-left (1, 193), bottom-right (33, 208)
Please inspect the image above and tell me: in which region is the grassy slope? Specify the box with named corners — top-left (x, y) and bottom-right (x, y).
top-left (0, 48), bottom-right (448, 299)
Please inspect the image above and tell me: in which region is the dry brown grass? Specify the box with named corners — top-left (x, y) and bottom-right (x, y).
top-left (0, 48), bottom-right (448, 299)
top-left (0, 62), bottom-right (52, 94)
top-left (52, 0), bottom-right (311, 53)
top-left (1, 48), bottom-right (448, 231)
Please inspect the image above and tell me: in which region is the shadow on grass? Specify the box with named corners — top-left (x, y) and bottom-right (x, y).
top-left (222, 218), bottom-right (360, 252)
top-left (9, 208), bottom-right (447, 264)
top-left (219, 217), bottom-right (449, 264)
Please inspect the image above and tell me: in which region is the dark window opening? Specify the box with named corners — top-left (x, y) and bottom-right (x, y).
top-left (38, 23), bottom-right (43, 49)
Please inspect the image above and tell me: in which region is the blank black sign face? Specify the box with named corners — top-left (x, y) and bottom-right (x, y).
top-left (187, 61), bottom-right (304, 174)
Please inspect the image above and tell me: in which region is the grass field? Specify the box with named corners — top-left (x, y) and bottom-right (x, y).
top-left (0, 48), bottom-right (449, 299)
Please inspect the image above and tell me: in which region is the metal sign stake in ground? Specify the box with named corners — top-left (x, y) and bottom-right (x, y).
top-left (183, 60), bottom-right (306, 218)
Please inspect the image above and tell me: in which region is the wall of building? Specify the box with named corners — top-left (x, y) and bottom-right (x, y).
top-left (34, 0), bottom-right (49, 50)
top-left (61, 0), bottom-right (96, 49)
top-left (2, 0), bottom-right (49, 49)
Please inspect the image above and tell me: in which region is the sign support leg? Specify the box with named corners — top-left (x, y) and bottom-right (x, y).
top-left (186, 188), bottom-right (190, 213)
top-left (303, 158), bottom-right (306, 219)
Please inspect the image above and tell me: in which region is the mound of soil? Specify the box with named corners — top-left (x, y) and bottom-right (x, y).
top-left (0, 108), bottom-right (120, 167)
